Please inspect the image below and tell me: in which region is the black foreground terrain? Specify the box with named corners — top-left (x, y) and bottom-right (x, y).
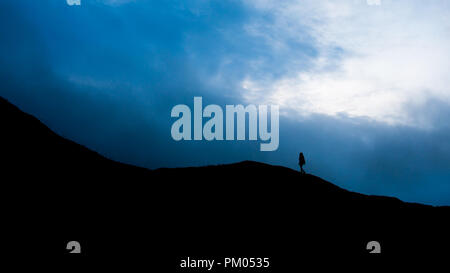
top-left (2, 96), bottom-right (449, 269)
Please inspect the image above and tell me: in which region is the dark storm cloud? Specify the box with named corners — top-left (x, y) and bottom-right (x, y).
top-left (0, 0), bottom-right (270, 166)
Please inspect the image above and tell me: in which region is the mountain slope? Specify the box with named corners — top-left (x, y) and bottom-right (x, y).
top-left (1, 96), bottom-right (449, 264)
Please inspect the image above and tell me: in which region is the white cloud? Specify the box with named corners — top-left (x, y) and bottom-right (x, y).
top-left (242, 0), bottom-right (450, 127)
top-left (66, 0), bottom-right (81, 6)
top-left (367, 0), bottom-right (381, 6)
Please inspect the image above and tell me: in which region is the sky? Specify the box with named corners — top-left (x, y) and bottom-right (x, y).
top-left (1, 0), bottom-right (450, 205)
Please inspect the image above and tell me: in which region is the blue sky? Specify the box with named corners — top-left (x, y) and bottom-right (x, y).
top-left (1, 0), bottom-right (450, 205)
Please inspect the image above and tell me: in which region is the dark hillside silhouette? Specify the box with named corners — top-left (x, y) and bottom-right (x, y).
top-left (1, 96), bottom-right (449, 267)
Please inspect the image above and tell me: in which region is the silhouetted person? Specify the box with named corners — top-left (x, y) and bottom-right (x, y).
top-left (299, 152), bottom-right (306, 174)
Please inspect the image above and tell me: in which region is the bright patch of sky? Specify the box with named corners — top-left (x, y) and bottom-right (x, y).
top-left (241, 0), bottom-right (450, 128)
